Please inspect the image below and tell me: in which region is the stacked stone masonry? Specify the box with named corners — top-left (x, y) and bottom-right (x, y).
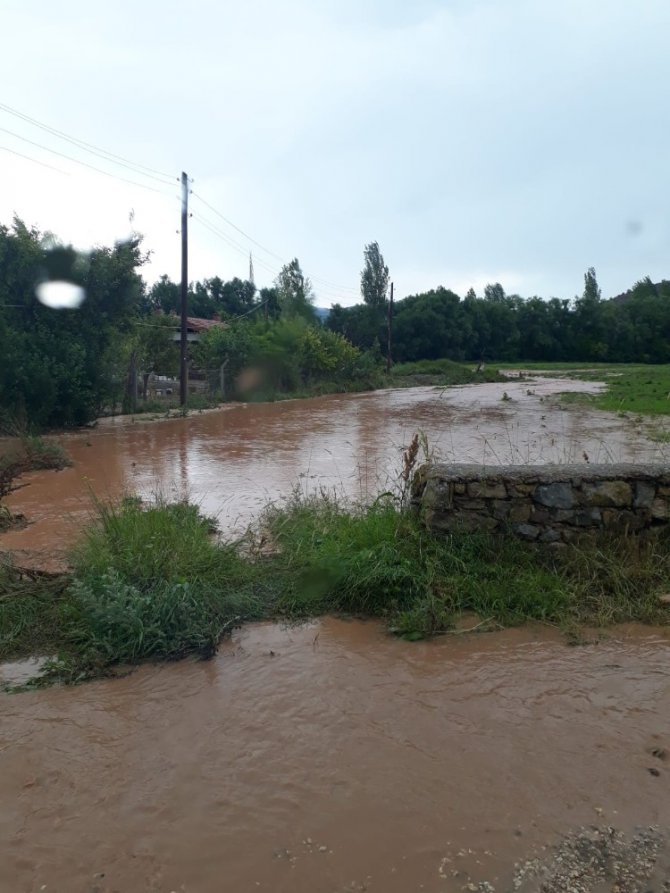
top-left (411, 463), bottom-right (670, 543)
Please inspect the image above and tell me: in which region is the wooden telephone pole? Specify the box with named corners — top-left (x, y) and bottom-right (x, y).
top-left (179, 171), bottom-right (189, 406)
top-left (386, 281), bottom-right (394, 374)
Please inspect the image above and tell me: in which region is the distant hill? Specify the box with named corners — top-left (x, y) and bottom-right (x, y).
top-left (314, 306), bottom-right (330, 322)
top-left (610, 280), bottom-right (670, 303)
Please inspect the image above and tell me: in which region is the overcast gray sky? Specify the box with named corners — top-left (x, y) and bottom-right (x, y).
top-left (1, 0), bottom-right (668, 306)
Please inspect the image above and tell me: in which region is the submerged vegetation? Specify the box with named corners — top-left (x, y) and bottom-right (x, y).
top-left (2, 482), bottom-right (670, 688)
top-left (0, 436), bottom-right (70, 530)
top-left (530, 363), bottom-right (670, 417)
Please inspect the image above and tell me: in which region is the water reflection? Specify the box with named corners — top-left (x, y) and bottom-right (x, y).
top-left (2, 377), bottom-right (666, 564)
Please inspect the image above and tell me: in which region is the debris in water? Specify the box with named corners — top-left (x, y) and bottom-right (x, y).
top-left (511, 825), bottom-right (667, 893)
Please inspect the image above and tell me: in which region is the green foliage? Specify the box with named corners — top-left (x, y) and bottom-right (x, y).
top-left (7, 208), bottom-right (670, 434)
top-left (0, 219), bottom-right (146, 428)
top-left (191, 322), bottom-right (253, 395)
top-left (193, 317), bottom-right (368, 399)
top-left (331, 268), bottom-right (670, 368)
top-left (64, 498), bottom-right (266, 669)
top-left (274, 258), bottom-right (316, 321)
top-left (590, 365), bottom-right (670, 415)
top-left (297, 325), bottom-right (363, 383)
top-left (69, 573), bottom-right (231, 662)
top-left (146, 275), bottom-right (257, 319)
top-left (136, 315), bottom-right (179, 384)
top-left (263, 492), bottom-right (670, 638)
top-left (388, 358), bottom-right (504, 386)
top-left (326, 302), bottom-right (385, 351)
top-left (72, 499), bottom-right (228, 588)
top-left (360, 241), bottom-right (389, 309)
top-left (266, 495), bottom-right (423, 617)
top-left (3, 489), bottom-right (670, 685)
top-left (0, 565), bottom-right (70, 663)
top-left (146, 274), bottom-right (181, 315)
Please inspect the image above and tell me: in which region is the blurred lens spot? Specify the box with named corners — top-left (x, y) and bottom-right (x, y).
top-left (236, 367), bottom-right (264, 394)
top-left (625, 219), bottom-right (643, 237)
top-left (36, 281), bottom-right (86, 309)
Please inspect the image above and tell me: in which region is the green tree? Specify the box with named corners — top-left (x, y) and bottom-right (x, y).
top-left (483, 282), bottom-right (505, 303)
top-left (275, 259), bottom-right (316, 321)
top-left (392, 288), bottom-right (463, 361)
top-left (147, 275), bottom-right (181, 315)
top-left (0, 218), bottom-right (146, 428)
top-left (191, 322), bottom-right (253, 396)
top-left (361, 242), bottom-right (389, 309)
top-left (583, 267), bottom-right (601, 303)
top-left (326, 302), bottom-right (383, 352)
top-left (259, 286), bottom-right (281, 321)
top-left (573, 267), bottom-right (607, 359)
top-left (217, 277), bottom-right (256, 317)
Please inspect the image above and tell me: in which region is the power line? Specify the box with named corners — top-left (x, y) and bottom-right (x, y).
top-left (0, 125), bottom-right (175, 197)
top-left (192, 212), bottom-right (282, 277)
top-left (0, 101), bottom-right (358, 298)
top-left (0, 101), bottom-right (176, 185)
top-left (191, 190), bottom-right (359, 295)
top-left (134, 300), bottom-right (268, 328)
top-left (191, 191), bottom-right (285, 263)
top-left (193, 210), bottom-right (355, 302)
top-left (0, 144), bottom-right (70, 176)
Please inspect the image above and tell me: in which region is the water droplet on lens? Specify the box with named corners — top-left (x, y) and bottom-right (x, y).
top-left (35, 281), bottom-right (86, 309)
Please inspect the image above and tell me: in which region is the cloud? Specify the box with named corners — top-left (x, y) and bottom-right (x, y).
top-left (1, 0), bottom-right (669, 304)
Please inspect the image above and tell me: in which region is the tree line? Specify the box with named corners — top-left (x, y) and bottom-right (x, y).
top-left (329, 267), bottom-right (670, 366)
top-left (1, 216), bottom-right (669, 430)
top-left (0, 219), bottom-right (371, 428)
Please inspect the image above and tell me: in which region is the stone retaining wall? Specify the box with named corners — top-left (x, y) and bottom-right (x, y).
top-left (411, 463), bottom-right (670, 543)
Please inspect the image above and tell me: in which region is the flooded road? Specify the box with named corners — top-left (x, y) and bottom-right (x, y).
top-left (3, 383), bottom-right (670, 890)
top-left (2, 378), bottom-right (666, 566)
top-left (2, 619), bottom-right (670, 892)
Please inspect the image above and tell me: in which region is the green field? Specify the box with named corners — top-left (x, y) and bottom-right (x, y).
top-left (497, 362), bottom-right (670, 416)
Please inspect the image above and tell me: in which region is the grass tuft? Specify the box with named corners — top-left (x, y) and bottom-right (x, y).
top-left (389, 358), bottom-right (504, 386)
top-left (2, 486), bottom-right (670, 686)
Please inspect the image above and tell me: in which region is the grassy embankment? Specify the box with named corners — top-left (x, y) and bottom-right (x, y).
top-left (223, 359), bottom-right (505, 403)
top-left (499, 362), bottom-right (670, 418)
top-left (385, 358), bottom-right (505, 388)
top-left (112, 360), bottom-right (506, 418)
top-left (2, 485), bottom-right (670, 688)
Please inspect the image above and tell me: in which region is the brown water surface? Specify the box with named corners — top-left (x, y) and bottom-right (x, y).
top-left (2, 620), bottom-right (670, 892)
top-left (2, 378), bottom-right (664, 567)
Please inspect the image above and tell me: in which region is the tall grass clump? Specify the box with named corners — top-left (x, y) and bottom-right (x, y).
top-left (262, 487), bottom-right (670, 640)
top-left (4, 456), bottom-right (670, 687)
top-left (0, 563), bottom-right (70, 662)
top-left (67, 497), bottom-right (269, 667)
top-left (551, 535), bottom-right (670, 626)
top-left (263, 490), bottom-right (572, 635)
top-left (265, 492), bottom-right (424, 617)
top-left (389, 358), bottom-right (505, 385)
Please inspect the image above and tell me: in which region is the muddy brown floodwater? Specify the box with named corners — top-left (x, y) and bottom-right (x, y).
top-left (3, 383), bottom-right (670, 890)
top-left (2, 378), bottom-right (667, 568)
top-left (2, 620), bottom-right (670, 892)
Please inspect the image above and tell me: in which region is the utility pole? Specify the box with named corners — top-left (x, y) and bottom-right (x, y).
top-left (179, 171), bottom-right (189, 406)
top-left (386, 281), bottom-right (394, 374)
